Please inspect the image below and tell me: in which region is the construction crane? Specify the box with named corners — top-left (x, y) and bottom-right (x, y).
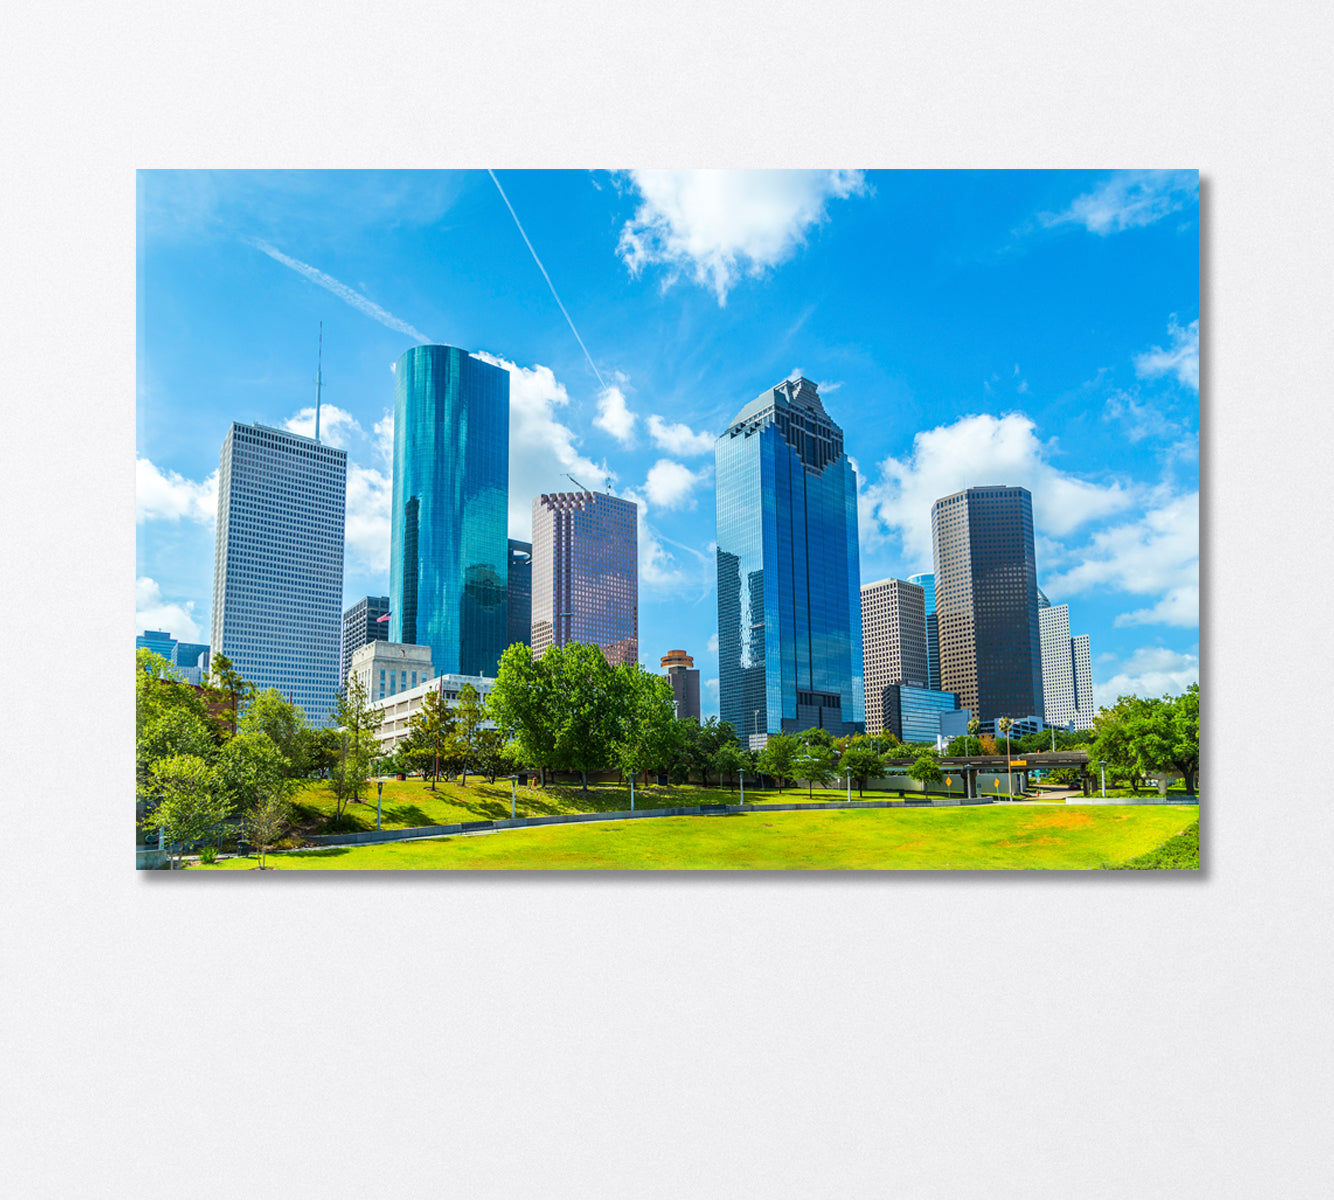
top-left (563, 473), bottom-right (593, 494)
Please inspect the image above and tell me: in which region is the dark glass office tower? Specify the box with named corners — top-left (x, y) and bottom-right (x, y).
top-left (715, 376), bottom-right (864, 743)
top-left (341, 595), bottom-right (390, 686)
top-left (390, 345), bottom-right (510, 678)
top-left (506, 539), bottom-right (533, 648)
top-left (907, 571), bottom-right (940, 691)
top-left (931, 485), bottom-right (1044, 723)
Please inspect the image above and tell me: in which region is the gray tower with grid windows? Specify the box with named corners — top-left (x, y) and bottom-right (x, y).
top-left (211, 422), bottom-right (347, 725)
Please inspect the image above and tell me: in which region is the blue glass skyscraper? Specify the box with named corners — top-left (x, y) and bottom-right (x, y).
top-left (715, 376), bottom-right (864, 742)
top-left (390, 345), bottom-right (510, 679)
top-left (907, 571), bottom-right (940, 691)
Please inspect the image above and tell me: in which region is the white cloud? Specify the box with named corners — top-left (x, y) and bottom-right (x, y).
top-left (859, 413), bottom-right (1135, 568)
top-left (372, 409), bottom-right (394, 466)
top-left (136, 458), bottom-right (217, 524)
top-left (473, 351), bottom-right (612, 540)
top-left (593, 384), bottom-right (637, 445)
top-left (616, 169), bottom-right (867, 305)
top-left (619, 488), bottom-right (714, 599)
top-left (281, 403), bottom-right (363, 449)
top-left (1135, 315), bottom-right (1199, 392)
top-left (245, 237), bottom-right (433, 343)
top-left (344, 463), bottom-right (392, 573)
top-left (707, 633), bottom-right (719, 654)
top-left (643, 458), bottom-right (711, 511)
top-left (136, 577), bottom-right (204, 643)
top-left (1045, 492), bottom-right (1199, 629)
top-left (703, 678), bottom-right (720, 699)
top-left (647, 413), bottom-right (714, 456)
top-left (1038, 171), bottom-right (1198, 236)
top-left (1090, 645), bottom-right (1199, 711)
top-left (1103, 392), bottom-right (1186, 444)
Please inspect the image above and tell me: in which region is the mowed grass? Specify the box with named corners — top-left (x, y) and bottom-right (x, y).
top-left (290, 775), bottom-right (857, 833)
top-left (1102, 820), bottom-right (1200, 870)
top-left (197, 804), bottom-right (1198, 871)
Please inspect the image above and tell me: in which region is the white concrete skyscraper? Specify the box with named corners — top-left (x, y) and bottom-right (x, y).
top-left (210, 422), bottom-right (347, 725)
top-left (1038, 599), bottom-right (1094, 730)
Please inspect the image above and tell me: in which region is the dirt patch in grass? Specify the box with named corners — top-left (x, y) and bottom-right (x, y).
top-left (1021, 810), bottom-right (1094, 830)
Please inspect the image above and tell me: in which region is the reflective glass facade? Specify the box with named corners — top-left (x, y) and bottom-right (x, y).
top-left (931, 485), bottom-right (1043, 723)
top-left (390, 346), bottom-right (510, 678)
top-left (882, 684), bottom-right (960, 744)
top-left (531, 492), bottom-right (638, 665)
top-left (715, 377), bottom-right (864, 741)
top-left (907, 571), bottom-right (940, 691)
top-left (210, 422), bottom-right (346, 725)
top-left (507, 539), bottom-right (533, 649)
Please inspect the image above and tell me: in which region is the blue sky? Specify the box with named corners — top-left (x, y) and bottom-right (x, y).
top-left (137, 169), bottom-right (1199, 716)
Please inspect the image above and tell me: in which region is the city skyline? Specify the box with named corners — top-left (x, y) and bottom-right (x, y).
top-left (137, 170), bottom-right (1200, 717)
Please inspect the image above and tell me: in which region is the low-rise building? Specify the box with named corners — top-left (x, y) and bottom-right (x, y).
top-left (349, 641), bottom-right (434, 705)
top-left (368, 671), bottom-right (497, 754)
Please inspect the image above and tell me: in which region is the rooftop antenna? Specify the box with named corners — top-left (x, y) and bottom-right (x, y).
top-left (563, 473), bottom-right (593, 494)
top-left (314, 321), bottom-right (324, 443)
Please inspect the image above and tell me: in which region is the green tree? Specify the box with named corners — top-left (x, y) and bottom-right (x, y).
top-left (612, 666), bottom-right (678, 796)
top-left (238, 688), bottom-right (309, 776)
top-left (840, 743), bottom-right (884, 796)
top-left (907, 750), bottom-right (945, 796)
top-left (487, 643), bottom-right (561, 786)
top-left (452, 682), bottom-right (487, 785)
top-left (795, 739), bottom-right (838, 799)
top-left (401, 688), bottom-right (456, 788)
top-left (206, 653), bottom-right (254, 739)
top-left (710, 740), bottom-right (749, 790)
top-left (242, 789), bottom-right (292, 869)
top-left (328, 676), bottom-right (382, 821)
top-left (471, 726), bottom-right (512, 783)
top-left (140, 754), bottom-right (231, 869)
top-left (757, 733), bottom-right (799, 794)
top-left (213, 730), bottom-right (293, 816)
top-left (1091, 697), bottom-right (1149, 793)
top-left (137, 649), bottom-right (219, 785)
top-left (548, 642), bottom-right (621, 791)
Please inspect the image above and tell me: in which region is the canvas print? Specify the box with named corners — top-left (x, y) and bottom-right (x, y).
top-left (136, 169), bottom-right (1200, 871)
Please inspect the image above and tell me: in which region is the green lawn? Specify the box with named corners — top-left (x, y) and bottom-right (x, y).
top-left (196, 803), bottom-right (1198, 871)
top-left (289, 775), bottom-right (895, 834)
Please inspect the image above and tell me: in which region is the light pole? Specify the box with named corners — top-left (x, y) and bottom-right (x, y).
top-left (846, 770), bottom-right (851, 804)
top-left (967, 717), bottom-right (980, 799)
top-left (629, 768), bottom-right (635, 812)
top-left (739, 768), bottom-right (744, 807)
top-left (511, 774), bottom-right (518, 819)
top-left (376, 779), bottom-right (383, 830)
top-left (998, 717), bottom-right (1014, 801)
top-left (1100, 759), bottom-right (1107, 799)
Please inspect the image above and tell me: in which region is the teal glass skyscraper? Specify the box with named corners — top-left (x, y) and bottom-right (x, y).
top-left (390, 345), bottom-right (510, 679)
top-left (715, 376), bottom-right (864, 743)
top-left (907, 571), bottom-right (940, 691)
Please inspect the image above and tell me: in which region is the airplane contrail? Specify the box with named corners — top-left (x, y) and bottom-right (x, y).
top-left (245, 237), bottom-right (434, 344)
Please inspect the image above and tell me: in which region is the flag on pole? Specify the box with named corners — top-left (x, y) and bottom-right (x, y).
top-left (376, 612), bottom-right (391, 623)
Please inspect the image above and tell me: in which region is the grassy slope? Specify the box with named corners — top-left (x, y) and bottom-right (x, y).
top-left (291, 776), bottom-right (889, 833)
top-left (198, 804), bottom-right (1198, 872)
top-left (1101, 820), bottom-right (1200, 870)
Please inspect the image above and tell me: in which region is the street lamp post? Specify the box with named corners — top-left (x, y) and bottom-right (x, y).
top-left (739, 769), bottom-right (744, 808)
top-left (998, 717), bottom-right (1014, 801)
top-left (846, 770), bottom-right (851, 804)
top-left (376, 779), bottom-right (383, 830)
top-left (1100, 759), bottom-right (1107, 799)
top-left (511, 774), bottom-right (517, 819)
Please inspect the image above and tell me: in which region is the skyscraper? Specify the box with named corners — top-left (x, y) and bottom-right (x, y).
top-left (931, 485), bottom-right (1043, 724)
top-left (1039, 600), bottom-right (1095, 730)
top-left (210, 422), bottom-right (347, 724)
top-left (860, 577), bottom-right (929, 736)
top-left (531, 491), bottom-right (638, 666)
top-left (507, 539), bottom-right (533, 649)
top-left (390, 345), bottom-right (510, 679)
top-left (715, 376), bottom-right (864, 742)
top-left (661, 649), bottom-right (702, 722)
top-left (907, 571), bottom-right (941, 691)
top-left (341, 595), bottom-right (390, 687)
